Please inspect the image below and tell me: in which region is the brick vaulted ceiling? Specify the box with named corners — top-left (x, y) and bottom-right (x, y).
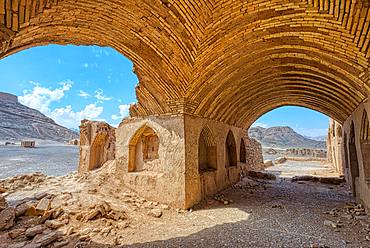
top-left (1, 0), bottom-right (370, 128)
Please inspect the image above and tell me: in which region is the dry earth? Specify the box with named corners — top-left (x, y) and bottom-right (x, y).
top-left (0, 161), bottom-right (369, 248)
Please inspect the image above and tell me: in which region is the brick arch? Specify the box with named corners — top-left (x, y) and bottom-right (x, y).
top-left (1, 0), bottom-right (370, 127)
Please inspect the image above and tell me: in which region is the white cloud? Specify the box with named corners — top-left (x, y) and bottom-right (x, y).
top-left (112, 104), bottom-right (130, 121)
top-left (82, 63), bottom-right (89, 68)
top-left (95, 89), bottom-right (112, 102)
top-left (19, 82), bottom-right (104, 128)
top-left (19, 82), bottom-right (73, 113)
top-left (50, 104), bottom-right (104, 128)
top-left (251, 122), bottom-right (269, 128)
top-left (78, 90), bottom-right (90, 98)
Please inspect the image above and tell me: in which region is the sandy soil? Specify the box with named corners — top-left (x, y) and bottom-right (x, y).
top-left (0, 161), bottom-right (368, 248)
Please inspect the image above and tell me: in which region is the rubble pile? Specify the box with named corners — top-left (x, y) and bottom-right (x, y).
top-left (323, 202), bottom-right (370, 240)
top-left (0, 173), bottom-right (47, 192)
top-left (291, 175), bottom-right (345, 185)
top-left (246, 170), bottom-right (276, 180)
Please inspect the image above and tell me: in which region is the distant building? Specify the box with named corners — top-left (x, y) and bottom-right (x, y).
top-left (21, 141), bottom-right (36, 148)
top-left (69, 139), bottom-right (79, 146)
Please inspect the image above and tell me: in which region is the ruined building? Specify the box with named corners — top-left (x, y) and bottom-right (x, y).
top-left (1, 0), bottom-right (370, 210)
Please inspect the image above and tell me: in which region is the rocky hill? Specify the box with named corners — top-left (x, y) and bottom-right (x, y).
top-left (0, 92), bottom-right (79, 142)
top-left (249, 126), bottom-right (326, 149)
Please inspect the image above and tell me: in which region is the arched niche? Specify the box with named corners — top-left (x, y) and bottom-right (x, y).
top-left (198, 126), bottom-right (217, 173)
top-left (128, 125), bottom-right (160, 173)
top-left (89, 133), bottom-right (109, 171)
top-left (360, 110), bottom-right (370, 182)
top-left (349, 121), bottom-right (360, 195)
top-left (225, 131), bottom-right (237, 167)
top-left (240, 138), bottom-right (246, 163)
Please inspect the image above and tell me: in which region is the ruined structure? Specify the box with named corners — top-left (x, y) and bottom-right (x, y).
top-left (1, 0), bottom-right (370, 209)
top-left (79, 120), bottom-right (116, 174)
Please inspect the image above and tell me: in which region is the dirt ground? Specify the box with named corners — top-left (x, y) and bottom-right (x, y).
top-left (0, 161), bottom-right (369, 248)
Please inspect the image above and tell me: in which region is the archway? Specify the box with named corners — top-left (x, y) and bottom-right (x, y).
top-left (225, 131), bottom-right (237, 167)
top-left (128, 125), bottom-right (160, 173)
top-left (360, 110), bottom-right (370, 183)
top-left (198, 127), bottom-right (217, 173)
top-left (240, 139), bottom-right (246, 163)
top-left (349, 122), bottom-right (360, 195)
top-left (89, 133), bottom-right (109, 171)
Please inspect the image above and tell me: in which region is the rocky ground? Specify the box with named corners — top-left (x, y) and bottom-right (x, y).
top-left (0, 162), bottom-right (369, 247)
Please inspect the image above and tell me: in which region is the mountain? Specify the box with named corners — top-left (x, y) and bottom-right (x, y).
top-left (249, 126), bottom-right (326, 149)
top-left (304, 135), bottom-right (327, 142)
top-left (0, 92), bottom-right (79, 142)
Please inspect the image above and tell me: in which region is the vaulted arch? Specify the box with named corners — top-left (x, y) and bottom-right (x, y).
top-left (2, 0), bottom-right (370, 127)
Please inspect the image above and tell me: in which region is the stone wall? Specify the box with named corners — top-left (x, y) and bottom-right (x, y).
top-left (79, 120), bottom-right (116, 174)
top-left (286, 148), bottom-right (327, 159)
top-left (183, 115), bottom-right (254, 207)
top-left (339, 99), bottom-right (370, 211)
top-left (244, 138), bottom-right (264, 171)
top-left (78, 114), bottom-right (264, 209)
top-left (115, 115), bottom-right (186, 208)
top-left (327, 119), bottom-right (344, 175)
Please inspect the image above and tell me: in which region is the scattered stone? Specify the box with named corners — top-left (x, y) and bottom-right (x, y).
top-left (15, 201), bottom-right (36, 217)
top-left (32, 231), bottom-right (61, 247)
top-left (324, 220), bottom-right (335, 227)
top-left (45, 220), bottom-right (64, 229)
top-left (25, 225), bottom-right (45, 238)
top-left (8, 228), bottom-right (26, 239)
top-left (82, 208), bottom-right (100, 222)
top-left (148, 208), bottom-right (163, 218)
top-left (292, 175), bottom-right (345, 185)
top-left (34, 192), bottom-right (49, 200)
top-left (274, 157), bottom-right (287, 164)
top-left (263, 160), bottom-right (274, 168)
top-left (246, 170), bottom-right (276, 180)
top-left (8, 241), bottom-right (28, 248)
top-left (0, 207), bottom-right (15, 230)
top-left (35, 197), bottom-right (51, 212)
top-left (52, 240), bottom-right (69, 248)
top-left (0, 195), bottom-right (7, 211)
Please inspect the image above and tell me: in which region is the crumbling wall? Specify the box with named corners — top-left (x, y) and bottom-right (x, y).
top-left (244, 138), bottom-right (264, 170)
top-left (79, 120), bottom-right (116, 173)
top-left (327, 119), bottom-right (344, 175)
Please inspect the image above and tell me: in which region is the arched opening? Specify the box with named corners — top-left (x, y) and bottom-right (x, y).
top-left (89, 133), bottom-right (109, 171)
top-left (225, 131), bottom-right (237, 167)
top-left (0, 44), bottom-right (135, 178)
top-left (198, 127), bottom-right (217, 173)
top-left (128, 126), bottom-right (160, 173)
top-left (360, 110), bottom-right (370, 183)
top-left (240, 139), bottom-right (246, 163)
top-left (349, 122), bottom-right (360, 195)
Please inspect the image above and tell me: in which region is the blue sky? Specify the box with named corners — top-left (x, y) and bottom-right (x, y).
top-left (0, 45), bottom-right (329, 136)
